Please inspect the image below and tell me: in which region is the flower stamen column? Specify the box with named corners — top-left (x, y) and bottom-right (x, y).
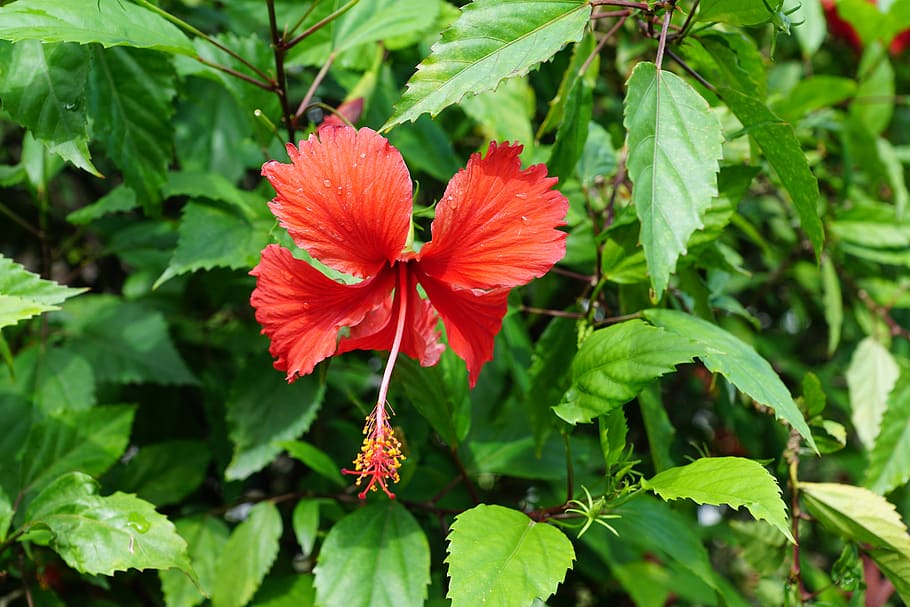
top-left (342, 263), bottom-right (409, 498)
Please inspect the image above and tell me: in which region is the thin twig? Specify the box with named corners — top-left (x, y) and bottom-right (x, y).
top-left (194, 56), bottom-right (273, 91)
top-left (580, 15), bottom-right (627, 75)
top-left (134, 0), bottom-right (273, 83)
top-left (450, 448), bottom-right (480, 505)
top-left (521, 306), bottom-right (584, 320)
top-left (285, 0), bottom-right (361, 50)
top-left (295, 52), bottom-right (336, 121)
top-left (590, 0), bottom-right (650, 8)
top-left (665, 47), bottom-right (716, 92)
top-left (654, 2), bottom-right (674, 70)
top-left (266, 0), bottom-right (296, 141)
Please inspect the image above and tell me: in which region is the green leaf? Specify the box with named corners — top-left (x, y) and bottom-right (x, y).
top-left (461, 77), bottom-right (536, 153)
top-left (225, 362), bottom-right (324, 481)
top-left (20, 405), bottom-right (136, 497)
top-left (644, 309), bottom-right (817, 451)
top-left (792, 0), bottom-right (827, 57)
top-left (396, 349), bottom-right (470, 447)
top-left (106, 441), bottom-right (210, 506)
top-left (331, 0), bottom-right (440, 56)
top-left (386, 114), bottom-right (462, 182)
top-left (599, 495), bottom-right (727, 598)
top-left (576, 121), bottom-right (617, 188)
top-left (638, 384), bottom-right (676, 473)
top-left (160, 516), bottom-right (230, 607)
top-left (292, 499), bottom-right (320, 557)
top-left (546, 52), bottom-right (594, 183)
top-left (538, 33), bottom-right (595, 138)
top-left (0, 40), bottom-right (99, 176)
top-left (155, 200), bottom-right (272, 288)
top-left (59, 296), bottom-right (197, 385)
top-left (251, 574), bottom-right (316, 607)
top-left (211, 502), bottom-right (282, 607)
top-left (865, 368), bottom-right (910, 495)
top-left (526, 316), bottom-right (578, 450)
top-left (850, 43), bottom-right (895, 136)
top-left (878, 137), bottom-right (910, 221)
top-left (22, 472), bottom-right (196, 579)
top-left (869, 548), bottom-right (910, 605)
top-left (278, 441), bottom-right (345, 488)
top-left (67, 185), bottom-right (138, 225)
top-left (642, 456), bottom-right (794, 543)
top-left (554, 319), bottom-right (701, 424)
top-left (772, 75), bottom-right (856, 124)
top-left (383, 0), bottom-right (591, 128)
top-left (0, 0), bottom-right (195, 55)
top-left (0, 255), bottom-right (85, 330)
top-left (697, 0), bottom-right (776, 25)
top-left (846, 337), bottom-right (898, 450)
top-left (623, 62), bottom-right (724, 298)
top-left (0, 485), bottom-right (12, 542)
top-left (315, 502), bottom-right (430, 607)
top-left (801, 481), bottom-right (910, 556)
top-left (821, 256), bottom-right (843, 356)
top-left (445, 504), bottom-right (574, 607)
top-left (87, 46), bottom-right (176, 211)
top-left (718, 86), bottom-right (824, 257)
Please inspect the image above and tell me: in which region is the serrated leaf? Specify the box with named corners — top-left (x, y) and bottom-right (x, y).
top-left (107, 441), bottom-right (210, 507)
top-left (865, 368), bottom-right (910, 495)
top-left (623, 62), bottom-right (724, 298)
top-left (19, 404), bottom-right (136, 497)
top-left (0, 40), bottom-right (99, 176)
top-left (801, 481), bottom-right (910, 556)
top-left (0, 255), bottom-right (85, 329)
top-left (644, 309), bottom-right (817, 451)
top-left (554, 319), bottom-right (701, 425)
top-left (383, 0), bottom-right (590, 128)
top-left (642, 456), bottom-right (794, 543)
top-left (22, 472), bottom-right (196, 579)
top-left (88, 46), bottom-right (176, 211)
top-left (155, 200), bottom-right (272, 288)
top-left (0, 0), bottom-right (195, 55)
top-left (160, 516), bottom-right (230, 607)
top-left (210, 502), bottom-right (282, 607)
top-left (225, 362), bottom-right (324, 480)
top-left (445, 504), bottom-right (574, 607)
top-left (278, 441), bottom-right (344, 488)
top-left (60, 296), bottom-right (197, 385)
top-left (847, 337), bottom-right (899, 450)
top-left (315, 502), bottom-right (430, 607)
top-left (698, 0), bottom-right (775, 25)
top-left (718, 87), bottom-right (824, 257)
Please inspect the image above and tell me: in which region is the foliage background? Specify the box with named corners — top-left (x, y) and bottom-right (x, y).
top-left (1, 0), bottom-right (910, 605)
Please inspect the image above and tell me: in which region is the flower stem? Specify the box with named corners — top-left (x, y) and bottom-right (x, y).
top-left (377, 263), bottom-right (409, 413)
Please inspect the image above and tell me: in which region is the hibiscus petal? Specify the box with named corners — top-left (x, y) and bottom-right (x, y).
top-left (415, 267), bottom-right (509, 387)
top-left (250, 244), bottom-right (394, 381)
top-left (418, 141), bottom-right (568, 291)
top-left (337, 265), bottom-right (445, 367)
top-left (262, 126), bottom-right (412, 278)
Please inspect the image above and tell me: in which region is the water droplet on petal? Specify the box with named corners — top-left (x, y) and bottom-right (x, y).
top-left (323, 179), bottom-right (332, 188)
top-left (515, 192), bottom-right (527, 199)
top-left (521, 215), bottom-right (529, 224)
top-left (359, 152), bottom-right (366, 159)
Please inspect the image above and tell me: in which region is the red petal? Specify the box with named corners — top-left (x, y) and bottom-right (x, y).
top-left (250, 244), bottom-right (395, 381)
top-left (418, 142), bottom-right (568, 290)
top-left (416, 267), bottom-right (509, 387)
top-left (262, 127), bottom-right (412, 278)
top-left (337, 264), bottom-right (444, 367)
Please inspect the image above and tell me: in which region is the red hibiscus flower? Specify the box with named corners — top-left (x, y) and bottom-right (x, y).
top-left (250, 126), bottom-right (568, 498)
